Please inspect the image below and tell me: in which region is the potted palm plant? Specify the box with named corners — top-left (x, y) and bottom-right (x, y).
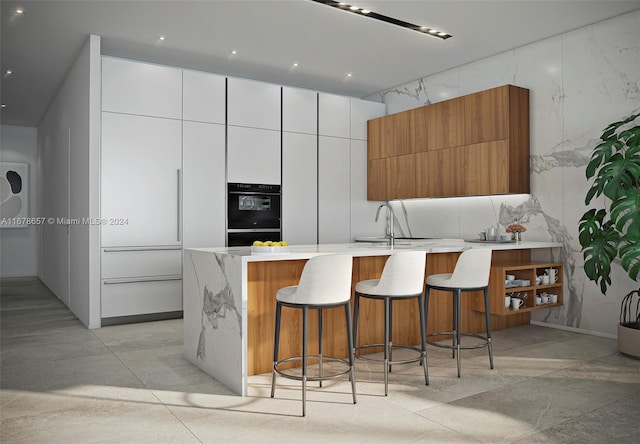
top-left (578, 110), bottom-right (640, 357)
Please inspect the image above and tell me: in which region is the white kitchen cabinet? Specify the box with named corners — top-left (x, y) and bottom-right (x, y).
top-left (351, 139), bottom-right (384, 238)
top-left (227, 77), bottom-right (281, 130)
top-left (282, 132), bottom-right (317, 245)
top-left (318, 136), bottom-right (351, 243)
top-left (227, 126), bottom-right (281, 185)
top-left (319, 93), bottom-right (350, 138)
top-left (101, 278), bottom-right (182, 319)
top-left (101, 112), bottom-right (182, 247)
top-left (351, 98), bottom-right (386, 140)
top-left (102, 57), bottom-right (182, 119)
top-left (282, 87), bottom-right (317, 135)
top-left (182, 121), bottom-right (226, 248)
top-left (183, 70), bottom-right (226, 124)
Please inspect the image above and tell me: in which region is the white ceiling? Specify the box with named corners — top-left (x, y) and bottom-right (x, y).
top-left (2, 0), bottom-right (639, 127)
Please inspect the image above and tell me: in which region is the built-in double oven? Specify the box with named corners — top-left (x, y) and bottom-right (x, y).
top-left (227, 183), bottom-right (281, 247)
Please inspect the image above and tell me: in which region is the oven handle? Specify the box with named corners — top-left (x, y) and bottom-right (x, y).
top-left (228, 191), bottom-right (281, 196)
top-left (227, 228), bottom-right (281, 233)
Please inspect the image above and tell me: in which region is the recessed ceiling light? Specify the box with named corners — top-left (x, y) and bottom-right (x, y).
top-left (16, 8), bottom-right (25, 14)
top-left (5, 70), bottom-right (13, 76)
top-left (158, 36), bottom-right (166, 41)
top-left (231, 50), bottom-right (238, 55)
top-left (1, 104), bottom-right (6, 108)
top-left (292, 62), bottom-right (299, 67)
top-left (311, 0), bottom-right (452, 40)
top-left (347, 73), bottom-right (353, 77)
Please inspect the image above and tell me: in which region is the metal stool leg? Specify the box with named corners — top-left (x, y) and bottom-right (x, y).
top-left (302, 306), bottom-right (308, 417)
top-left (352, 293), bottom-right (360, 355)
top-left (388, 298), bottom-right (393, 373)
top-left (383, 297), bottom-right (390, 396)
top-left (484, 287), bottom-right (494, 369)
top-left (418, 293), bottom-right (429, 385)
top-left (455, 289), bottom-right (462, 377)
top-left (345, 302), bottom-right (357, 404)
top-left (271, 301), bottom-right (282, 398)
top-left (452, 290), bottom-right (458, 359)
top-left (318, 308), bottom-right (323, 388)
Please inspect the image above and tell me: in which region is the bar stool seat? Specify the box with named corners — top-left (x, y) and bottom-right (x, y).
top-left (425, 248), bottom-right (494, 377)
top-left (353, 251), bottom-right (429, 396)
top-left (271, 254), bottom-right (356, 417)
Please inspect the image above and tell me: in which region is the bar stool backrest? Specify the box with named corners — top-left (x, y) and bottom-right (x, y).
top-left (449, 249), bottom-right (492, 288)
top-left (371, 251), bottom-right (427, 296)
top-left (292, 254), bottom-right (353, 305)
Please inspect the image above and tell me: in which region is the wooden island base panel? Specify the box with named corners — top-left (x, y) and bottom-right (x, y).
top-left (183, 240), bottom-right (560, 395)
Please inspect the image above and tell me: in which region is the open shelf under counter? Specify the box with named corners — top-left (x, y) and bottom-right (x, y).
top-left (473, 261), bottom-right (563, 316)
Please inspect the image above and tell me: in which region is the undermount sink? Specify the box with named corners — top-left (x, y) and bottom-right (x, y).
top-left (355, 236), bottom-right (438, 243)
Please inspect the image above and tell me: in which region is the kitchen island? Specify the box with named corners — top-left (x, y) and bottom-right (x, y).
top-left (183, 239), bottom-right (560, 395)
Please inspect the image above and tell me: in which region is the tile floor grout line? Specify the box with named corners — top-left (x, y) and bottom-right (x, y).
top-left (87, 329), bottom-right (206, 444)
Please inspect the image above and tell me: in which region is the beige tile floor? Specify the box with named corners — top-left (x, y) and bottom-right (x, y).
top-left (1, 277), bottom-right (639, 443)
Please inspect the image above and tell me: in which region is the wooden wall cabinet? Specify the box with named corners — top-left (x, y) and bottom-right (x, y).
top-left (367, 84), bottom-right (529, 200)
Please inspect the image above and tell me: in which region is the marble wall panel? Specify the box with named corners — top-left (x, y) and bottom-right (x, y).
top-left (372, 10), bottom-right (640, 336)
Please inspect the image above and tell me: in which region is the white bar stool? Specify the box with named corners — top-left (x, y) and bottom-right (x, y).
top-left (424, 248), bottom-right (494, 377)
top-left (353, 251), bottom-right (429, 396)
top-left (270, 254), bottom-right (356, 417)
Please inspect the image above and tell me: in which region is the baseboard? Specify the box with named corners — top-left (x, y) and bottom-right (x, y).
top-left (530, 320), bottom-right (617, 339)
top-left (0, 275), bottom-right (42, 284)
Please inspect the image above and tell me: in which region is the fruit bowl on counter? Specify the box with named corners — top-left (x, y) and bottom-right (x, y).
top-left (251, 240), bottom-right (290, 254)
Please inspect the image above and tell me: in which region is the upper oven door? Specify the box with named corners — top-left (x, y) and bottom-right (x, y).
top-left (227, 183), bottom-right (281, 229)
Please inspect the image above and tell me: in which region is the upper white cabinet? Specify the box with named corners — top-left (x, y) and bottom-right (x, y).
top-left (227, 126), bottom-right (281, 185)
top-left (350, 139), bottom-right (383, 238)
top-left (282, 87), bottom-right (317, 134)
top-left (351, 99), bottom-right (386, 140)
top-left (183, 70), bottom-right (226, 124)
top-left (101, 112), bottom-right (182, 247)
top-left (318, 136), bottom-right (351, 243)
top-left (102, 57), bottom-right (182, 119)
top-left (182, 121), bottom-right (226, 248)
top-left (282, 132), bottom-right (318, 245)
top-left (319, 93), bottom-right (350, 138)
top-left (227, 77), bottom-right (281, 130)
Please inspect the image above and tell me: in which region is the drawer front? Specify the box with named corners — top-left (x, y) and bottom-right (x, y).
top-left (101, 278), bottom-right (182, 318)
top-left (101, 248), bottom-right (182, 279)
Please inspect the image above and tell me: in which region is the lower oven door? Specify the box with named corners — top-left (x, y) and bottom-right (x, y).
top-left (227, 230), bottom-right (281, 247)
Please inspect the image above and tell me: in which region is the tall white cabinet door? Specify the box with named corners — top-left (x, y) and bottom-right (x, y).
top-left (227, 126), bottom-right (281, 185)
top-left (282, 87), bottom-right (317, 134)
top-left (351, 139), bottom-right (384, 238)
top-left (183, 70), bottom-right (226, 124)
top-left (227, 77), bottom-right (281, 130)
top-left (318, 93), bottom-right (350, 138)
top-left (183, 121), bottom-right (226, 248)
top-left (350, 99), bottom-right (386, 140)
top-left (282, 132), bottom-right (317, 245)
top-left (102, 57), bottom-right (182, 119)
top-left (318, 136), bottom-right (351, 244)
top-left (101, 112), bottom-right (182, 247)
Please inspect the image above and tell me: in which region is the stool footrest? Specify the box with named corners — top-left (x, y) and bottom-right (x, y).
top-left (273, 355), bottom-right (352, 382)
top-left (426, 332), bottom-right (490, 350)
top-left (355, 343), bottom-right (425, 365)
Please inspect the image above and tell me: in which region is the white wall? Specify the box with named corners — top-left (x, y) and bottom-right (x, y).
top-left (0, 125), bottom-right (39, 277)
top-left (371, 10), bottom-right (640, 337)
top-left (38, 35), bottom-right (101, 328)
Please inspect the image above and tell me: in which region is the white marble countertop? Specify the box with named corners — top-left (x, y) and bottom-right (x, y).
top-left (186, 239), bottom-right (562, 262)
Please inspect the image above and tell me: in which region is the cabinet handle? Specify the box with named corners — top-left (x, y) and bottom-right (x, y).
top-left (103, 275), bottom-right (182, 285)
top-left (103, 246), bottom-right (182, 252)
top-left (177, 169), bottom-right (183, 242)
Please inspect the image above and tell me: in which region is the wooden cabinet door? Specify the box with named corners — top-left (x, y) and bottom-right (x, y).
top-left (368, 116), bottom-right (395, 159)
top-left (368, 158), bottom-right (388, 201)
top-left (462, 140), bottom-right (509, 195)
top-left (463, 86), bottom-right (508, 145)
top-left (427, 97), bottom-right (464, 150)
top-left (409, 106), bottom-right (428, 153)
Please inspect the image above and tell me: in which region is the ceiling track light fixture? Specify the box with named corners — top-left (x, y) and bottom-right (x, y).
top-left (310, 0), bottom-right (452, 40)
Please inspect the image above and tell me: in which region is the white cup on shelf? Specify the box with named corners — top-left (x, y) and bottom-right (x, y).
top-left (541, 275), bottom-right (550, 285)
top-left (551, 294), bottom-right (558, 304)
top-left (536, 295), bottom-right (542, 305)
top-left (511, 298), bottom-right (524, 310)
top-left (505, 295), bottom-right (511, 308)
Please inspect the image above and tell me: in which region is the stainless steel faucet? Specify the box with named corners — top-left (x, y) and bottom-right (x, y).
top-left (375, 202), bottom-right (395, 248)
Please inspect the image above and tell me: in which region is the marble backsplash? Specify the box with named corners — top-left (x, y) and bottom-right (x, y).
top-left (368, 10), bottom-right (640, 336)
